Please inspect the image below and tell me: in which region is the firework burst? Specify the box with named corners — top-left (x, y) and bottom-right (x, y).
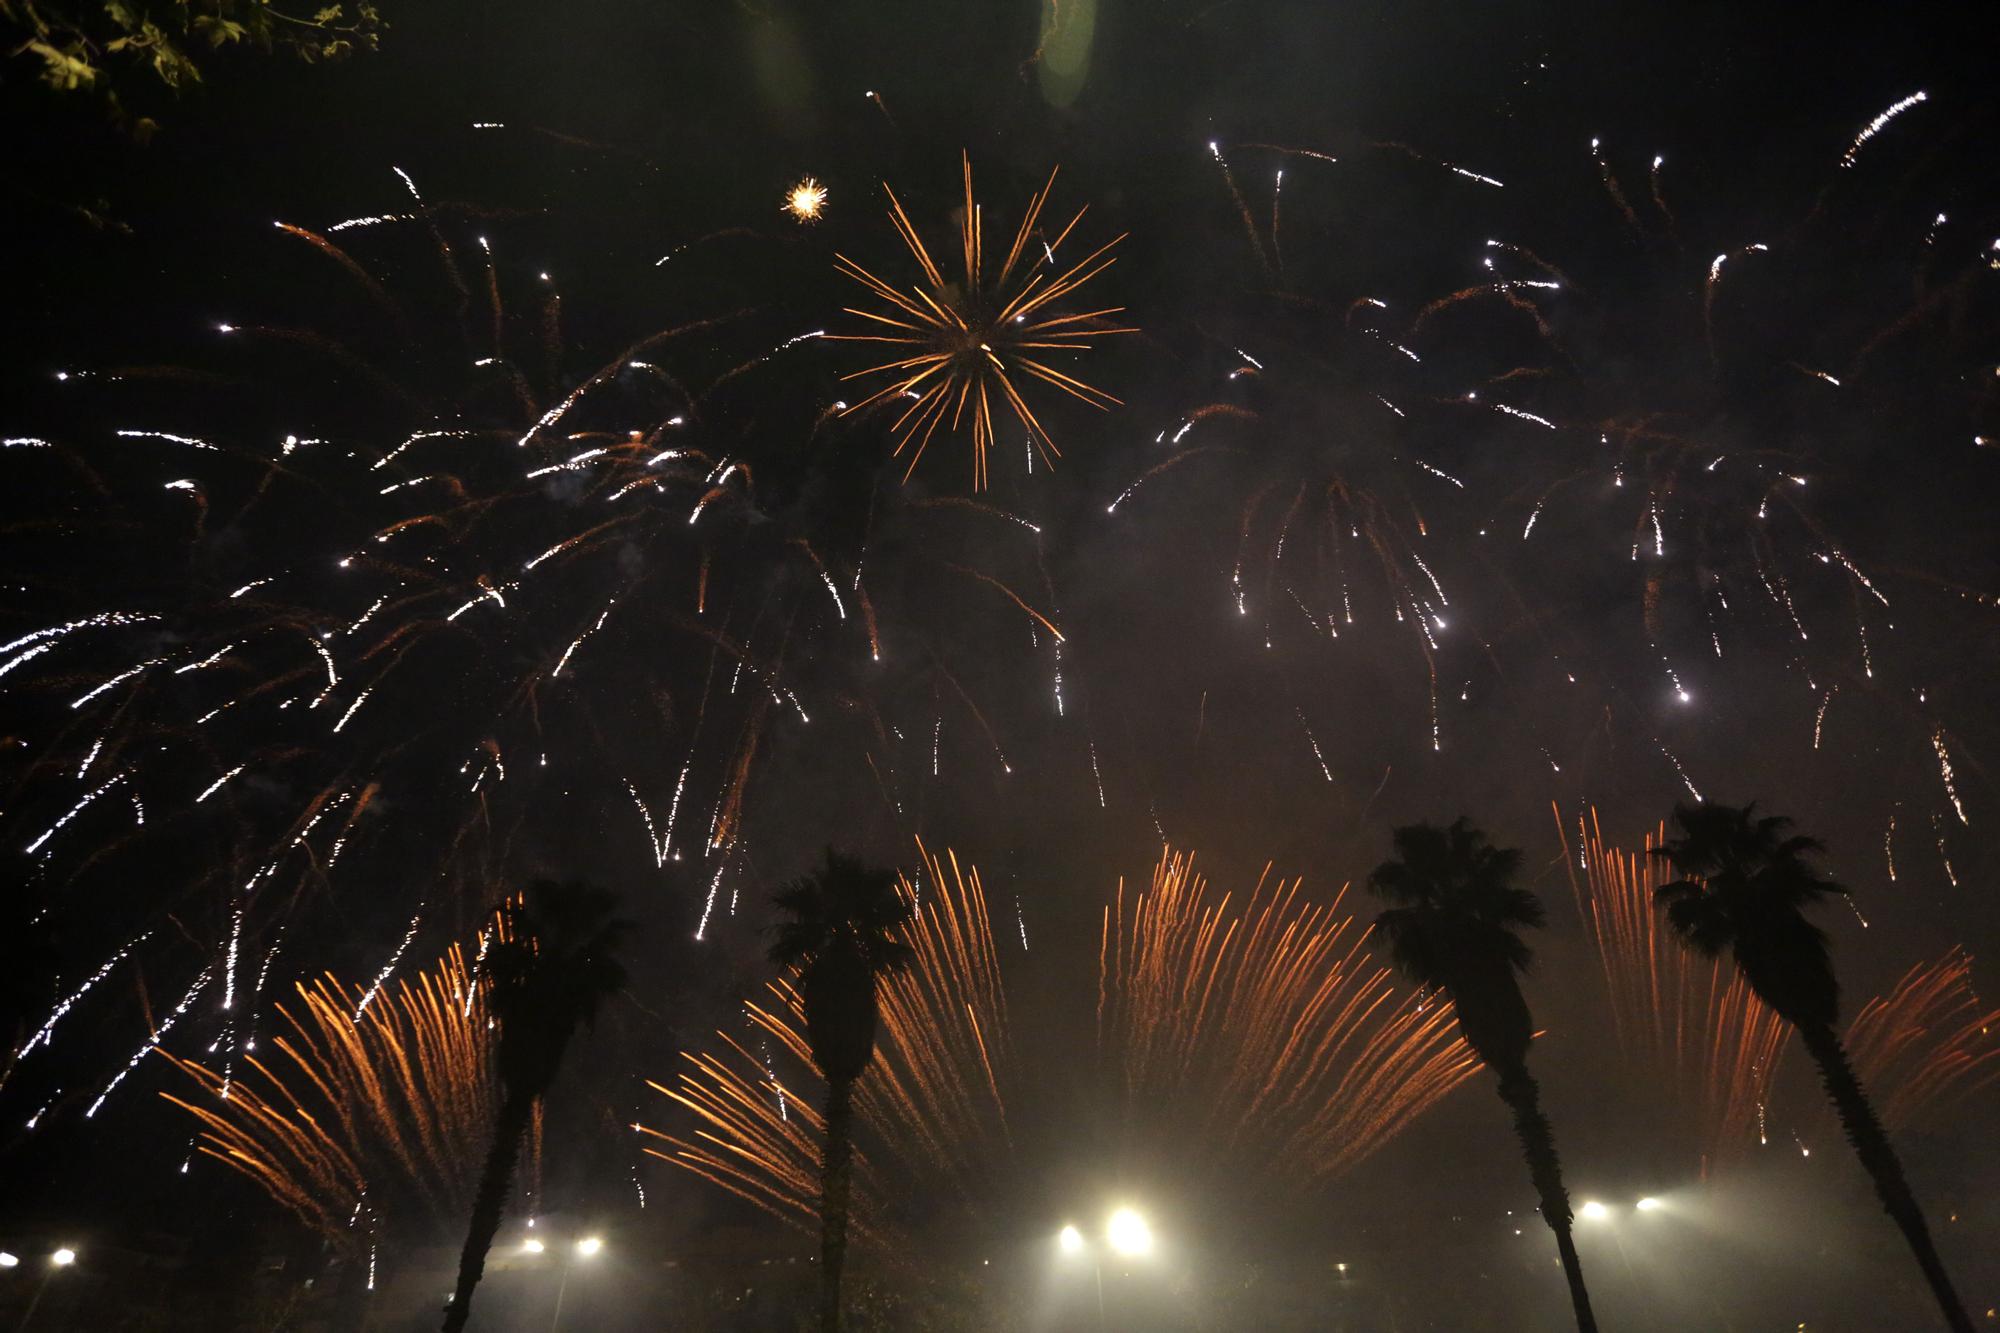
top-left (637, 840), bottom-right (1009, 1240)
top-left (159, 930), bottom-right (505, 1251)
top-left (1099, 847), bottom-right (1481, 1188)
top-left (646, 841), bottom-right (1477, 1243)
top-left (1560, 804), bottom-right (2000, 1167)
top-left (1558, 804), bottom-right (1789, 1169)
top-left (1, 165), bottom-right (1063, 1126)
top-left (829, 152), bottom-right (1134, 489)
top-left (783, 176), bottom-right (829, 224)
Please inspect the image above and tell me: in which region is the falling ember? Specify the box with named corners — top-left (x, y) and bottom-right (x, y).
top-left (1931, 730), bottom-right (1968, 825)
top-left (781, 176), bottom-right (829, 224)
top-left (1840, 90), bottom-right (1928, 168)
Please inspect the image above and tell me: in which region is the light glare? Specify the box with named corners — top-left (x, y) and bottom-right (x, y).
top-left (1107, 1207), bottom-right (1153, 1256)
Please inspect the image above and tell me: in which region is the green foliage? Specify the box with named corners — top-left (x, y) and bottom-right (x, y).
top-left (1, 0), bottom-right (386, 136)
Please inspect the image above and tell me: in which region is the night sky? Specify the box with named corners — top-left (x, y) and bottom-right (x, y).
top-left (4, 2), bottom-right (1998, 1328)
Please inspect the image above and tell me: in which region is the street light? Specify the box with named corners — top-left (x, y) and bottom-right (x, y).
top-left (1106, 1207), bottom-right (1152, 1257)
top-left (0, 1252), bottom-right (17, 1268)
top-left (18, 1248), bottom-right (78, 1330)
top-left (550, 1236), bottom-right (603, 1332)
top-left (1635, 1197), bottom-right (1663, 1212)
top-left (1578, 1201), bottom-right (1610, 1222)
top-left (522, 1238), bottom-right (546, 1254)
top-left (1058, 1225), bottom-right (1084, 1255)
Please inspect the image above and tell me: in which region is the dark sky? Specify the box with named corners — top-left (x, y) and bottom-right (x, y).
top-left (3, 1), bottom-right (1998, 1327)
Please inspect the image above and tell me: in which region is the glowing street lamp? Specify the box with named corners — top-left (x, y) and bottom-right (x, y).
top-left (550, 1236), bottom-right (604, 1331)
top-left (1058, 1225), bottom-right (1085, 1255)
top-left (18, 1248), bottom-right (78, 1331)
top-left (0, 1252), bottom-right (18, 1268)
top-left (522, 1238), bottom-right (546, 1254)
top-left (1578, 1201), bottom-right (1610, 1222)
top-left (1106, 1207), bottom-right (1153, 1257)
top-left (1635, 1197), bottom-right (1663, 1213)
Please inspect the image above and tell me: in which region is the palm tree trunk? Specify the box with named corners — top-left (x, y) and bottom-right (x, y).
top-left (819, 1076), bottom-right (856, 1333)
top-left (1797, 1022), bottom-right (1972, 1332)
top-left (1494, 1065), bottom-right (1597, 1333)
top-left (442, 1091), bottom-right (535, 1333)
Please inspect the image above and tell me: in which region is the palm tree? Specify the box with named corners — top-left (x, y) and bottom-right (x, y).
top-left (442, 880), bottom-right (631, 1333)
top-left (768, 849), bottom-right (916, 1333)
top-left (1653, 803), bottom-right (1973, 1332)
top-left (1368, 818), bottom-right (1598, 1333)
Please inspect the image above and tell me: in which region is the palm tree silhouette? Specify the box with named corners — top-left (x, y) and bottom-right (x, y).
top-left (442, 880), bottom-right (631, 1333)
top-left (1653, 802), bottom-right (1973, 1332)
top-left (1368, 818), bottom-right (1598, 1333)
top-left (768, 849), bottom-right (916, 1333)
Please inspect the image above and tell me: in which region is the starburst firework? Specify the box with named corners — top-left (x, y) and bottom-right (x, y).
top-left (829, 153), bottom-right (1133, 489)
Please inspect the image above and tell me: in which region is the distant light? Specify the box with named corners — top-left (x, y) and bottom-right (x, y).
top-left (217, 323), bottom-right (236, 334)
top-left (1058, 1225), bottom-right (1084, 1255)
top-left (526, 1217), bottom-right (536, 1228)
top-left (576, 1236), bottom-right (604, 1257)
top-left (1579, 1201), bottom-right (1610, 1222)
top-left (1635, 1197), bottom-right (1662, 1212)
top-left (522, 1238), bottom-right (545, 1254)
top-left (1336, 1262), bottom-right (1349, 1274)
top-left (52, 1248), bottom-right (77, 1266)
top-left (0, 1252), bottom-right (17, 1268)
top-left (1107, 1207), bottom-right (1152, 1257)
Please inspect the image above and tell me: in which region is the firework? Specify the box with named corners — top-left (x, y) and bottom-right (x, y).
top-left (1834, 948), bottom-right (1999, 1134)
top-left (159, 933), bottom-right (502, 1247)
top-left (1560, 805), bottom-right (2000, 1165)
top-left (1558, 805), bottom-right (1789, 1169)
top-left (638, 840), bottom-right (1009, 1238)
top-left (1099, 848), bottom-right (1481, 1187)
top-left (827, 152), bottom-right (1134, 489)
top-left (647, 841), bottom-right (1478, 1241)
top-left (782, 177), bottom-right (829, 224)
top-left (1, 165), bottom-right (1061, 1126)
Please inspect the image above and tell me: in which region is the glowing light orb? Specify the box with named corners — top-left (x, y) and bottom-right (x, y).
top-left (1106, 1207), bottom-right (1152, 1256)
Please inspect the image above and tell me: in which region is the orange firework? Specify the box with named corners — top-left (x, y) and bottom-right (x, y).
top-left (646, 842), bottom-right (1478, 1242)
top-left (1559, 804), bottom-right (1999, 1166)
top-left (1836, 947), bottom-right (2000, 1133)
top-left (1558, 804), bottom-right (1790, 1169)
top-left (160, 932), bottom-right (506, 1246)
top-left (828, 152), bottom-right (1134, 489)
top-left (638, 840), bottom-right (1009, 1237)
top-left (1098, 848), bottom-right (1481, 1186)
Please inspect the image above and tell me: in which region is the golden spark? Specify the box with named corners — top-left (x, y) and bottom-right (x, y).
top-left (782, 176), bottom-right (829, 224)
